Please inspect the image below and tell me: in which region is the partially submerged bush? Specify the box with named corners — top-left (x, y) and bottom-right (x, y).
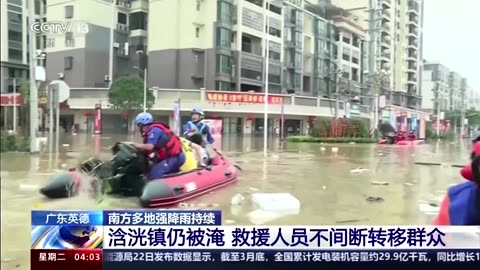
top-left (0, 134), bottom-right (30, 152)
top-left (287, 136), bottom-right (377, 144)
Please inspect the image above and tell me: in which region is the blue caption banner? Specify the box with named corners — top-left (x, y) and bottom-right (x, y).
top-left (103, 210), bottom-right (221, 225)
top-left (31, 211), bottom-right (103, 226)
top-left (102, 249), bottom-right (480, 270)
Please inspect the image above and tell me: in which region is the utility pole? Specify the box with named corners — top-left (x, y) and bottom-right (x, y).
top-left (433, 82), bottom-right (441, 137)
top-left (28, 0), bottom-right (39, 153)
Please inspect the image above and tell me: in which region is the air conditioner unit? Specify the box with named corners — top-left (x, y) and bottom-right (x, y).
top-left (113, 42), bottom-right (120, 48)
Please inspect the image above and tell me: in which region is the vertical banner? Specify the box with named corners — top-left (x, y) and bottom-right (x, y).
top-left (93, 104), bottom-right (102, 134)
top-left (389, 110), bottom-right (396, 130)
top-left (411, 114), bottom-right (418, 135)
top-left (280, 101), bottom-right (285, 141)
top-left (172, 101), bottom-right (181, 136)
top-left (400, 112), bottom-right (408, 132)
top-left (203, 119), bottom-right (223, 150)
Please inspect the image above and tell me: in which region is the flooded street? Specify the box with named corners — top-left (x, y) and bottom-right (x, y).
top-left (0, 134), bottom-right (473, 269)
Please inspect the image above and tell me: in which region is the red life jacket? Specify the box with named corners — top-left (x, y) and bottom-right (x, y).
top-left (142, 122), bottom-right (182, 161)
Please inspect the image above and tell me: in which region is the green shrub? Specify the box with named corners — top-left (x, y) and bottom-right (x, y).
top-left (0, 134), bottom-right (30, 152)
top-left (286, 135), bottom-right (377, 144)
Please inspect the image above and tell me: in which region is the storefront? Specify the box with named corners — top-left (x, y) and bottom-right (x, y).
top-left (380, 105), bottom-right (429, 139)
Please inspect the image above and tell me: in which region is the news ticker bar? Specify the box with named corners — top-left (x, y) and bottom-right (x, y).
top-left (31, 249), bottom-right (480, 270)
top-left (31, 210), bottom-right (222, 226)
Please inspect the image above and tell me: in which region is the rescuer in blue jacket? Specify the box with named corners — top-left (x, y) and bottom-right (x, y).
top-left (183, 108), bottom-right (214, 146)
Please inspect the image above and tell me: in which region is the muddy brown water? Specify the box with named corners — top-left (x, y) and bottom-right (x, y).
top-left (0, 134), bottom-right (473, 269)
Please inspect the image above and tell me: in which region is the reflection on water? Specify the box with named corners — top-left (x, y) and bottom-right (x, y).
top-left (0, 134), bottom-right (473, 268)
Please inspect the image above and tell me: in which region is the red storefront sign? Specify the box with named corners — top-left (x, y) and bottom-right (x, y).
top-left (93, 104), bottom-right (102, 134)
top-left (0, 93), bottom-right (22, 106)
top-left (206, 91), bottom-right (284, 104)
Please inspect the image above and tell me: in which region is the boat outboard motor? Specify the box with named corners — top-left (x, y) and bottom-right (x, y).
top-left (384, 132), bottom-right (396, 144)
top-left (108, 143), bottom-right (147, 196)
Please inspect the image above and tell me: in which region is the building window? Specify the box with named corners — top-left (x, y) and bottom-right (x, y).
top-left (64, 56), bottom-right (73, 70)
top-left (268, 27), bottom-right (281, 38)
top-left (196, 0), bottom-right (200, 11)
top-left (269, 50), bottom-right (280, 61)
top-left (216, 54), bottom-right (231, 74)
top-left (65, 5), bottom-right (74, 19)
top-left (215, 81), bottom-right (231, 91)
top-left (8, 12), bottom-right (22, 24)
top-left (130, 12), bottom-right (148, 30)
top-left (65, 32), bottom-right (74, 47)
top-left (352, 37), bottom-right (359, 47)
top-left (8, 30), bottom-right (22, 42)
top-left (7, 0), bottom-right (22, 6)
top-left (195, 27), bottom-right (200, 38)
top-left (217, 2), bottom-right (232, 23)
top-left (117, 12), bottom-right (127, 24)
top-left (293, 73), bottom-right (301, 88)
top-left (342, 36), bottom-right (350, 44)
top-left (241, 69), bottom-right (262, 80)
top-left (216, 27), bottom-right (232, 48)
top-left (8, 49), bottom-right (22, 61)
top-left (268, 74), bottom-right (281, 84)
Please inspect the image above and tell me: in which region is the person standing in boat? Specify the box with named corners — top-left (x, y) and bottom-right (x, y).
top-left (129, 112), bottom-right (196, 180)
top-left (183, 108), bottom-right (214, 146)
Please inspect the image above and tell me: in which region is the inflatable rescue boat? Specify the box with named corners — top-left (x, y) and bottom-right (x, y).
top-left (377, 139), bottom-right (425, 145)
top-left (39, 143), bottom-right (239, 207)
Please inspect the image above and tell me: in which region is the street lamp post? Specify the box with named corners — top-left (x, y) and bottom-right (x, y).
top-left (133, 66), bottom-right (147, 112)
top-left (334, 69), bottom-right (344, 119)
top-left (263, 0), bottom-right (271, 157)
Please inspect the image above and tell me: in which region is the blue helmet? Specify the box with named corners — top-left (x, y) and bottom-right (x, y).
top-left (135, 112), bottom-right (153, 125)
top-left (191, 108), bottom-right (204, 116)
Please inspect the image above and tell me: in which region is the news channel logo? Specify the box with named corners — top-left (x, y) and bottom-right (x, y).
top-left (30, 21), bottom-right (89, 36)
top-left (31, 225), bottom-right (103, 249)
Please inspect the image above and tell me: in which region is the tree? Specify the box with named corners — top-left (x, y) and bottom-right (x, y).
top-left (108, 75), bottom-right (155, 128)
top-left (466, 109), bottom-right (480, 126)
top-left (18, 80), bottom-right (47, 136)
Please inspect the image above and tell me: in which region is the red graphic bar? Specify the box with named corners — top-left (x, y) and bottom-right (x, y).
top-left (0, 93), bottom-right (22, 106)
top-left (93, 104), bottom-right (102, 134)
top-left (31, 249), bottom-right (102, 270)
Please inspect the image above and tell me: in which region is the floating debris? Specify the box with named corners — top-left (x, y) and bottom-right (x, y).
top-left (320, 147), bottom-right (326, 151)
top-left (404, 182), bottom-right (415, 186)
top-left (370, 181), bottom-right (389, 186)
top-left (365, 196), bottom-right (384, 202)
top-left (224, 219), bottom-right (236, 224)
top-left (249, 187), bottom-right (260, 192)
top-left (331, 147), bottom-right (339, 153)
top-left (350, 167), bottom-right (369, 173)
top-left (230, 193), bottom-right (245, 206)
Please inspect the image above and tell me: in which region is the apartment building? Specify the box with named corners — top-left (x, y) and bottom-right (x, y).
top-left (44, 0), bottom-right (148, 87)
top-left (331, 0), bottom-right (424, 110)
top-left (1, 0), bottom-right (46, 93)
top-left (448, 71), bottom-right (464, 111)
top-left (148, 0), bottom-right (337, 96)
top-left (328, 10), bottom-right (367, 97)
top-left (421, 61), bottom-right (450, 111)
top-left (467, 87), bottom-right (480, 111)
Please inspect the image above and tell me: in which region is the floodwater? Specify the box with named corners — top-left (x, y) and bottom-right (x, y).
top-left (0, 133), bottom-right (473, 269)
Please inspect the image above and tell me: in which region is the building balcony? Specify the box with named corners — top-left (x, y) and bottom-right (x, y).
top-left (382, 0), bottom-right (391, 8)
top-left (406, 78), bottom-right (417, 84)
top-left (406, 66), bottom-right (416, 73)
top-left (380, 53), bottom-right (391, 62)
top-left (115, 0), bottom-right (132, 8)
top-left (381, 37), bottom-right (391, 48)
top-left (382, 9), bottom-right (391, 21)
top-left (407, 39), bottom-right (418, 48)
top-left (116, 24), bottom-right (130, 33)
top-left (408, 1), bottom-right (420, 14)
top-left (382, 23), bottom-right (391, 33)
